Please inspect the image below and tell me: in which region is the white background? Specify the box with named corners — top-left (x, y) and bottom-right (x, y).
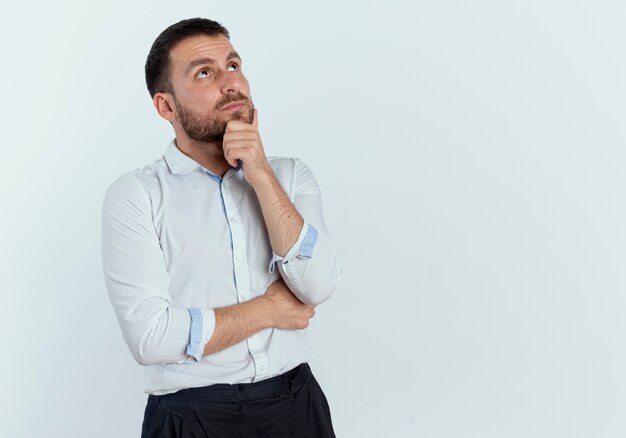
top-left (3, 1), bottom-right (626, 437)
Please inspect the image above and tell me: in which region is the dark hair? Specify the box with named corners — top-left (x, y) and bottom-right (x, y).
top-left (145, 18), bottom-right (230, 99)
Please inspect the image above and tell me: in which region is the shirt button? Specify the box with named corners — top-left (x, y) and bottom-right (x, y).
top-left (234, 254), bottom-right (242, 262)
top-left (259, 365), bottom-right (266, 372)
top-left (241, 293), bottom-right (249, 301)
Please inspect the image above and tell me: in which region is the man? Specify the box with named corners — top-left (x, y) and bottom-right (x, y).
top-left (100, 17), bottom-right (343, 438)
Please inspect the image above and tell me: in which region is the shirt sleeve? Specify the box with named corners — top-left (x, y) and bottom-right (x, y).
top-left (101, 174), bottom-right (215, 366)
top-left (267, 158), bottom-right (343, 305)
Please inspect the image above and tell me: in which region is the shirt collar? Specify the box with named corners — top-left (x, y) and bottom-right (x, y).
top-left (164, 138), bottom-right (202, 175)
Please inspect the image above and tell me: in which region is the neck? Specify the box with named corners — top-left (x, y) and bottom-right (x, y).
top-left (175, 135), bottom-right (231, 178)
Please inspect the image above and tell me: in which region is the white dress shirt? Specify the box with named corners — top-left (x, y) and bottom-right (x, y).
top-left (100, 138), bottom-right (343, 395)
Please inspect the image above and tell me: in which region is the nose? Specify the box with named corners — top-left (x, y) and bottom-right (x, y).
top-left (220, 71), bottom-right (243, 96)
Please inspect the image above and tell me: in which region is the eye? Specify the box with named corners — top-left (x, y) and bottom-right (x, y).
top-left (195, 69), bottom-right (212, 79)
top-left (227, 62), bottom-right (239, 71)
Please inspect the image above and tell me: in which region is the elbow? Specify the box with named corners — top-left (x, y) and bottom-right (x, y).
top-left (301, 258), bottom-right (343, 306)
top-left (125, 327), bottom-right (177, 366)
top-left (130, 340), bottom-right (190, 366)
top-left (117, 305), bottom-right (195, 366)
top-left (278, 250), bottom-right (343, 306)
top-left (302, 288), bottom-right (335, 306)
top-left (128, 338), bottom-right (161, 366)
top-left (133, 354), bottom-right (153, 367)
top-left (120, 318), bottom-right (165, 366)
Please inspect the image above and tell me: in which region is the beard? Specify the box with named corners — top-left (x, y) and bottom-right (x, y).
top-left (173, 92), bottom-right (253, 144)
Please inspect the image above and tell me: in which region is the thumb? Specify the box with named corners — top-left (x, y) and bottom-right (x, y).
top-left (252, 108), bottom-right (258, 127)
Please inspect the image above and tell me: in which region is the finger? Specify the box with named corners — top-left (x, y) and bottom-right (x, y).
top-left (222, 143), bottom-right (239, 168)
top-left (252, 108), bottom-right (258, 127)
top-left (224, 145), bottom-right (253, 168)
top-left (226, 151), bottom-right (241, 168)
top-left (225, 120), bottom-right (251, 132)
top-left (223, 141), bottom-right (259, 155)
top-left (223, 131), bottom-right (258, 141)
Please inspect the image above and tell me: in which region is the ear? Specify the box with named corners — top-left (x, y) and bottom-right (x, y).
top-left (154, 92), bottom-right (176, 122)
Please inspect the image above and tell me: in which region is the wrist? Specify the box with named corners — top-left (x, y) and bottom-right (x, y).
top-left (250, 169), bottom-right (279, 192)
top-left (253, 294), bottom-right (276, 329)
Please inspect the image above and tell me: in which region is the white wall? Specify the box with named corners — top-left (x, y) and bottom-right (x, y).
top-left (3, 1), bottom-right (626, 437)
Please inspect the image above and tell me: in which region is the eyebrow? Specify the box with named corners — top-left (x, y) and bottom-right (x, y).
top-left (185, 51), bottom-right (241, 76)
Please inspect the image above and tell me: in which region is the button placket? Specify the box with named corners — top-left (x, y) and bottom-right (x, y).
top-left (223, 174), bottom-right (267, 379)
top-left (253, 352), bottom-right (268, 379)
top-left (222, 178), bottom-right (250, 301)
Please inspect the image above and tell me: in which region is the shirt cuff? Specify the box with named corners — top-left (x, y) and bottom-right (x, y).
top-left (185, 308), bottom-right (216, 362)
top-left (268, 222), bottom-right (318, 273)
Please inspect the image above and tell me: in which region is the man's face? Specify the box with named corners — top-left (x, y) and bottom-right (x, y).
top-left (166, 34), bottom-right (254, 144)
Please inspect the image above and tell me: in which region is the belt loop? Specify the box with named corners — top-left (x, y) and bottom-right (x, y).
top-left (288, 363), bottom-right (305, 398)
top-left (288, 379), bottom-right (296, 399)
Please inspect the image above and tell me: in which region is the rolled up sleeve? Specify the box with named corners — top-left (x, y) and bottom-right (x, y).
top-left (101, 174), bottom-right (215, 366)
top-left (267, 159), bottom-right (343, 305)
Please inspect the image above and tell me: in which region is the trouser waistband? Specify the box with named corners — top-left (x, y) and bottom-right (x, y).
top-left (150, 363), bottom-right (313, 403)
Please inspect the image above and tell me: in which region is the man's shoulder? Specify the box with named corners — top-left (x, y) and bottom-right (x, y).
top-left (266, 156), bottom-right (320, 195)
top-left (103, 156), bottom-right (167, 203)
top-left (110, 155), bottom-right (168, 185)
top-left (266, 156), bottom-right (308, 180)
top-left (267, 155), bottom-right (312, 174)
top-left (267, 155), bottom-right (299, 165)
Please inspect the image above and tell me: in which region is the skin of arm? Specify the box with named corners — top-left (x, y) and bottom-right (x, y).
top-left (250, 176), bottom-right (304, 258)
top-left (202, 278), bottom-right (315, 356)
top-left (222, 110), bottom-right (305, 258)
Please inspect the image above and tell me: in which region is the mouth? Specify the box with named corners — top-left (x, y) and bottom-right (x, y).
top-left (221, 101), bottom-right (246, 111)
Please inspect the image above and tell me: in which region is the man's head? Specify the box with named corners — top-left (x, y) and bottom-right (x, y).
top-left (145, 18), bottom-right (254, 144)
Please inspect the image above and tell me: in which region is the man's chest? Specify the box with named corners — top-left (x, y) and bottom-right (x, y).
top-left (150, 181), bottom-right (278, 307)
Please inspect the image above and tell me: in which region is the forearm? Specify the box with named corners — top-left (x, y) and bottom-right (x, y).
top-left (203, 275), bottom-right (320, 355)
top-left (256, 160), bottom-right (342, 305)
top-left (202, 295), bottom-right (274, 356)
top-left (252, 174), bottom-right (304, 257)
